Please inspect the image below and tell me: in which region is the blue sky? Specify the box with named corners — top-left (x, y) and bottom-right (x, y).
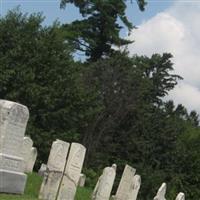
top-left (0, 0), bottom-right (173, 26)
top-left (1, 0), bottom-right (200, 114)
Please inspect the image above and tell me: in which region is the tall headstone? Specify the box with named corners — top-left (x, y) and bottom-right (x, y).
top-left (128, 174), bottom-right (141, 200)
top-left (92, 164), bottom-right (117, 200)
top-left (114, 164), bottom-right (136, 200)
top-left (26, 147), bottom-right (37, 172)
top-left (57, 143), bottom-right (86, 200)
top-left (0, 100), bottom-right (29, 194)
top-left (153, 183), bottom-right (167, 200)
top-left (22, 136), bottom-right (33, 172)
top-left (78, 173), bottom-right (86, 187)
top-left (39, 139), bottom-right (70, 200)
top-left (175, 192), bottom-right (185, 200)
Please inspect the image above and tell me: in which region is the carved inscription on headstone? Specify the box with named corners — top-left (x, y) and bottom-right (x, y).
top-left (0, 100), bottom-right (29, 194)
top-left (39, 139), bottom-right (69, 200)
top-left (57, 143), bottom-right (86, 200)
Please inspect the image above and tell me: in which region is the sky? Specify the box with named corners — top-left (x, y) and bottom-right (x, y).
top-left (0, 0), bottom-right (200, 114)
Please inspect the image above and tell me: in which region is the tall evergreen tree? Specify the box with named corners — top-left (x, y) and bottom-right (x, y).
top-left (60, 0), bottom-right (147, 61)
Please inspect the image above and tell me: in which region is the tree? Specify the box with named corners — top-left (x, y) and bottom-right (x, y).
top-left (60, 0), bottom-right (147, 61)
top-left (0, 8), bottom-right (98, 168)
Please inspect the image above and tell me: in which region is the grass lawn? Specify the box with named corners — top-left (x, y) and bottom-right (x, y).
top-left (0, 173), bottom-right (92, 200)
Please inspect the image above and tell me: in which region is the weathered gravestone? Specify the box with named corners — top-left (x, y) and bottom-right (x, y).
top-left (39, 139), bottom-right (70, 200)
top-left (26, 147), bottom-right (37, 172)
top-left (38, 163), bottom-right (47, 177)
top-left (0, 100), bottom-right (29, 194)
top-left (128, 174), bottom-right (141, 200)
top-left (78, 173), bottom-right (86, 187)
top-left (153, 183), bottom-right (167, 200)
top-left (56, 143), bottom-right (86, 200)
top-left (92, 164), bottom-right (117, 200)
top-left (175, 192), bottom-right (185, 200)
top-left (22, 136), bottom-right (33, 172)
top-left (114, 164), bottom-right (136, 200)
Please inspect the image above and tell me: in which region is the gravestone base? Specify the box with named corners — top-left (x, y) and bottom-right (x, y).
top-left (0, 169), bottom-right (27, 194)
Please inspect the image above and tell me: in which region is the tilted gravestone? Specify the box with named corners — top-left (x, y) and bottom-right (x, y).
top-left (78, 173), bottom-right (86, 187)
top-left (153, 183), bottom-right (167, 200)
top-left (0, 100), bottom-right (29, 194)
top-left (56, 143), bottom-right (86, 200)
top-left (128, 174), bottom-right (141, 200)
top-left (92, 164), bottom-right (117, 200)
top-left (39, 139), bottom-right (70, 200)
top-left (22, 136), bottom-right (33, 172)
top-left (175, 192), bottom-right (185, 200)
top-left (114, 164), bottom-right (136, 200)
top-left (26, 147), bottom-right (37, 172)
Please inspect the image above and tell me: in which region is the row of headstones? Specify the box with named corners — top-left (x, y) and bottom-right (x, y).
top-left (91, 164), bottom-right (185, 200)
top-left (37, 139), bottom-right (185, 200)
top-left (0, 100), bottom-right (185, 199)
top-left (0, 100), bottom-right (37, 194)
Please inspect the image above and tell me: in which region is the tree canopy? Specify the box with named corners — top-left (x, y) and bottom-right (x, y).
top-left (60, 0), bottom-right (147, 61)
top-left (1, 5), bottom-right (200, 200)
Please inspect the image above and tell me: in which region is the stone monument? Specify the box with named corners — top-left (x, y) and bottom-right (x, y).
top-left (39, 139), bottom-right (70, 200)
top-left (128, 174), bottom-right (141, 200)
top-left (153, 183), bottom-right (167, 200)
top-left (22, 136), bottom-right (33, 172)
top-left (92, 164), bottom-right (117, 200)
top-left (78, 173), bottom-right (86, 187)
top-left (175, 192), bottom-right (185, 200)
top-left (38, 163), bottom-right (47, 177)
top-left (56, 143), bottom-right (86, 200)
top-left (114, 164), bottom-right (136, 200)
top-left (26, 147), bottom-right (37, 172)
top-left (0, 100), bottom-right (29, 194)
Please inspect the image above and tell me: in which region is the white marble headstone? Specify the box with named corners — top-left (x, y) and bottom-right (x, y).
top-left (39, 139), bottom-right (70, 200)
top-left (78, 173), bottom-right (86, 187)
top-left (114, 164), bottom-right (136, 200)
top-left (22, 136), bottom-right (33, 172)
top-left (0, 100), bottom-right (29, 194)
top-left (38, 163), bottom-right (47, 177)
top-left (153, 183), bottom-right (167, 200)
top-left (26, 147), bottom-right (37, 172)
top-left (92, 164), bottom-right (117, 200)
top-left (57, 143), bottom-right (86, 200)
top-left (128, 174), bottom-right (141, 200)
top-left (175, 192), bottom-right (185, 200)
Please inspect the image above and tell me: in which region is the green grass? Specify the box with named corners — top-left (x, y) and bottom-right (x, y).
top-left (0, 173), bottom-right (92, 200)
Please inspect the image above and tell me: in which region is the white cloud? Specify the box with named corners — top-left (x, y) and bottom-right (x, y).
top-left (127, 2), bottom-right (200, 113)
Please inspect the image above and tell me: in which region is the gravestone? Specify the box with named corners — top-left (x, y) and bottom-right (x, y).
top-left (153, 183), bottom-right (167, 200)
top-left (38, 163), bottom-right (47, 177)
top-left (114, 164), bottom-right (136, 200)
top-left (57, 143), bottom-right (86, 200)
top-left (0, 100), bottom-right (29, 194)
top-left (39, 139), bottom-right (70, 200)
top-left (78, 173), bottom-right (86, 187)
top-left (92, 164), bottom-right (117, 200)
top-left (175, 192), bottom-right (185, 200)
top-left (22, 136), bottom-right (33, 172)
top-left (26, 147), bottom-right (37, 172)
top-left (129, 174), bottom-right (141, 200)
